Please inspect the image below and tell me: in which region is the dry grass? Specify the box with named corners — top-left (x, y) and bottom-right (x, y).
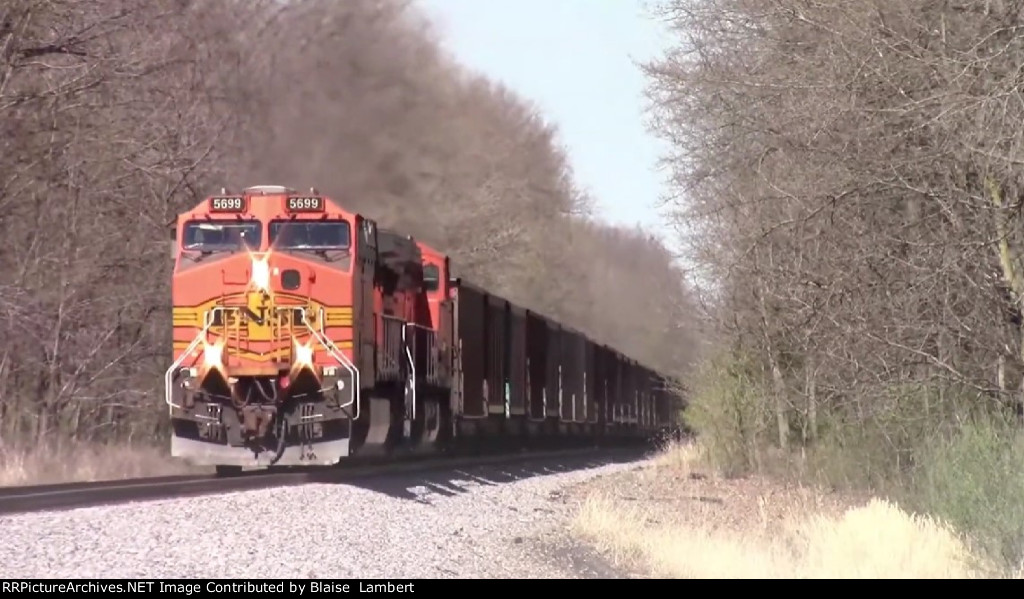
top-left (0, 441), bottom-right (207, 487)
top-left (570, 441), bottom-right (1008, 579)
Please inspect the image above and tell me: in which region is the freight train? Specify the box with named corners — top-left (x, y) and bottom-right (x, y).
top-left (165, 185), bottom-right (684, 474)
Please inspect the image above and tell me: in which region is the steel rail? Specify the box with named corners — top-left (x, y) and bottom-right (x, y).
top-left (0, 445), bottom-right (649, 516)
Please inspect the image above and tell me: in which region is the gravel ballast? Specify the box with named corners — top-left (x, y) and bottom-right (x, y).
top-left (0, 454), bottom-right (647, 579)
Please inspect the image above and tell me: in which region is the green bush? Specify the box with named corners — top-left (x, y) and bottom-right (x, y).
top-left (804, 383), bottom-right (974, 493)
top-left (682, 355), bottom-right (1024, 572)
top-left (798, 384), bottom-right (1024, 571)
top-left (907, 413), bottom-right (1024, 569)
top-left (682, 350), bottom-right (773, 477)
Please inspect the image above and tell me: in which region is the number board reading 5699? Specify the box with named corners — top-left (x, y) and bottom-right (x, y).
top-left (287, 196), bottom-right (324, 213)
top-left (209, 196), bottom-right (246, 212)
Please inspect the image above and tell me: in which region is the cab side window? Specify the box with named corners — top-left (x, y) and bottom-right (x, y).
top-left (423, 264), bottom-right (440, 292)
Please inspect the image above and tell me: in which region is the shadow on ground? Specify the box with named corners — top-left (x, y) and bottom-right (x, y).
top-left (304, 448), bottom-right (651, 503)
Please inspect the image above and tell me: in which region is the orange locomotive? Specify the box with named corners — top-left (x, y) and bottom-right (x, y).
top-left (166, 185), bottom-right (443, 472)
top-left (167, 185), bottom-right (684, 473)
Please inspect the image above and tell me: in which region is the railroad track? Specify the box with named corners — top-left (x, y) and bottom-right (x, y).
top-left (0, 445), bottom-right (648, 516)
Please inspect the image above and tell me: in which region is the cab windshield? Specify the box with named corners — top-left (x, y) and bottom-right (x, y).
top-left (270, 221), bottom-right (350, 250)
top-left (182, 221), bottom-right (261, 252)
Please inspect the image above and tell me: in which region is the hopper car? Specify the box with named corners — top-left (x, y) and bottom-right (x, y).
top-left (165, 185), bottom-right (684, 474)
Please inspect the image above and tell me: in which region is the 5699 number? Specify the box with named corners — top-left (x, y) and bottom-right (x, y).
top-left (209, 196), bottom-right (244, 212)
top-left (287, 196), bottom-right (323, 212)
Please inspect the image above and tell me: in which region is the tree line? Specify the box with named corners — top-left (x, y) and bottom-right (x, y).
top-left (644, 0), bottom-right (1024, 565)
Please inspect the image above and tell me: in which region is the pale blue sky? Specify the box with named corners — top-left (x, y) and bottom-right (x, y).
top-left (416, 0), bottom-right (675, 242)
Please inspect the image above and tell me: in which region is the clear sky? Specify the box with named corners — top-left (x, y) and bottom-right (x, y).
top-left (415, 0), bottom-right (676, 242)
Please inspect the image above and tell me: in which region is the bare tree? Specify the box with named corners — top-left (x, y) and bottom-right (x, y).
top-left (644, 0), bottom-right (1024, 473)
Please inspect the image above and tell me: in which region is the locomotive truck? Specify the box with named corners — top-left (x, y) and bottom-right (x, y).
top-left (166, 185), bottom-right (683, 474)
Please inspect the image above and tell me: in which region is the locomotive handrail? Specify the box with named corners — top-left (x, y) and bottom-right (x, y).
top-left (401, 323), bottom-right (416, 422)
top-left (164, 319), bottom-right (215, 412)
top-left (309, 308), bottom-right (360, 420)
top-left (400, 322), bottom-right (436, 423)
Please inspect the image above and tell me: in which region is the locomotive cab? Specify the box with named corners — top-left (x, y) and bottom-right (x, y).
top-left (414, 243), bottom-right (454, 392)
top-left (416, 242), bottom-right (453, 331)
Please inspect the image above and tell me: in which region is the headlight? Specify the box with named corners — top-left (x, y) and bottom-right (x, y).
top-left (203, 342), bottom-right (223, 369)
top-left (293, 340), bottom-right (314, 367)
